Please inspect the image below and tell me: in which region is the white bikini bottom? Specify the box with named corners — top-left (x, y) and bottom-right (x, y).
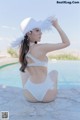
top-left (24, 74), bottom-right (54, 101)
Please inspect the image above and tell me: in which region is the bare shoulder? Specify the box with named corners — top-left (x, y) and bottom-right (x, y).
top-left (30, 43), bottom-right (46, 55)
top-left (35, 43), bottom-right (70, 54)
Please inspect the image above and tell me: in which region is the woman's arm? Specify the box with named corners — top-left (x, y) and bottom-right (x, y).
top-left (39, 18), bottom-right (70, 54)
top-left (20, 70), bottom-right (30, 87)
top-left (52, 19), bottom-right (70, 46)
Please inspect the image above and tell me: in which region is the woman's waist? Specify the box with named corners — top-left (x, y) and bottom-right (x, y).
top-left (28, 68), bottom-right (47, 76)
top-left (29, 73), bottom-right (47, 83)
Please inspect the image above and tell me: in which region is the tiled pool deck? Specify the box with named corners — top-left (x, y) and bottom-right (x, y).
top-left (0, 85), bottom-right (80, 120)
top-left (0, 58), bottom-right (80, 120)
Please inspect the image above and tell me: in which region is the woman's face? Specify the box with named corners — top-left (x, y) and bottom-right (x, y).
top-left (28, 28), bottom-right (42, 43)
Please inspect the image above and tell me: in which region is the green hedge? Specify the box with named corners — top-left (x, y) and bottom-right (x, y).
top-left (48, 54), bottom-right (80, 60)
top-left (7, 48), bottom-right (18, 57)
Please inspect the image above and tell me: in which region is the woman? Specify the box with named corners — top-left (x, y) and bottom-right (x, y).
top-left (13, 17), bottom-right (70, 102)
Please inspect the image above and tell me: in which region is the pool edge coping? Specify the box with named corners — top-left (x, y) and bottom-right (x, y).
top-left (0, 62), bottom-right (19, 69)
top-left (0, 58), bottom-right (19, 69)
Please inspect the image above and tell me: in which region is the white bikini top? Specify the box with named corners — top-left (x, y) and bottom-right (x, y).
top-left (26, 53), bottom-right (48, 67)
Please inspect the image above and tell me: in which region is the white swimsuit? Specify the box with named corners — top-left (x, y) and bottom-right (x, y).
top-left (23, 53), bottom-right (54, 101)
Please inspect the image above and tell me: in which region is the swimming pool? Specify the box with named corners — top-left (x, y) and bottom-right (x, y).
top-left (0, 60), bottom-right (80, 89)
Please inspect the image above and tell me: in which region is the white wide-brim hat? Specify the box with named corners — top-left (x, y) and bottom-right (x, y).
top-left (11, 16), bottom-right (56, 47)
top-left (20, 17), bottom-right (52, 35)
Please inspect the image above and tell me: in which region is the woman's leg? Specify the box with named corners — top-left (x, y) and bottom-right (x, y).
top-left (49, 70), bottom-right (58, 89)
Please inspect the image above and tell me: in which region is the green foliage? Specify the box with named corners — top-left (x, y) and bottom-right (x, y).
top-left (7, 48), bottom-right (18, 57)
top-left (48, 54), bottom-right (80, 60)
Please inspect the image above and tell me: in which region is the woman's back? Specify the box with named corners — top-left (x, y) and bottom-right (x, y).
top-left (25, 44), bottom-right (48, 83)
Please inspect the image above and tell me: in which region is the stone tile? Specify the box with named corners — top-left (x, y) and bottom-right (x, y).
top-left (0, 86), bottom-right (80, 120)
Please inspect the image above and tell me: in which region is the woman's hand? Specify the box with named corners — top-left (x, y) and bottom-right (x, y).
top-left (51, 18), bottom-right (59, 28)
top-left (49, 16), bottom-right (59, 28)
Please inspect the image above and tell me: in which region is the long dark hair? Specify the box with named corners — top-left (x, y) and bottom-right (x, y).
top-left (19, 34), bottom-right (30, 72)
top-left (19, 34), bottom-right (37, 72)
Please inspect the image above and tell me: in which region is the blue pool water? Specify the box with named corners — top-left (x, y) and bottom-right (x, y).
top-left (0, 60), bottom-right (80, 89)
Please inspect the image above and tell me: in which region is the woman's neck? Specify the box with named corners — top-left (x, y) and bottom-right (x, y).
top-left (30, 42), bottom-right (35, 47)
top-left (30, 41), bottom-right (37, 46)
